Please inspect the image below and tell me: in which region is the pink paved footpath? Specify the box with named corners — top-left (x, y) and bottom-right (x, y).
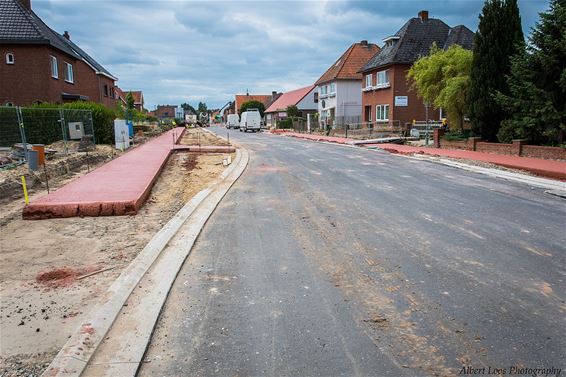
top-left (373, 143), bottom-right (566, 180)
top-left (23, 127), bottom-right (186, 219)
top-left (274, 131), bottom-right (566, 181)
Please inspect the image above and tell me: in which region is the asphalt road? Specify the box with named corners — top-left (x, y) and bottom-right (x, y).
top-left (139, 126), bottom-right (565, 377)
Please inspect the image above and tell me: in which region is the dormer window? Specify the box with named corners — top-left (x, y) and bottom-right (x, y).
top-left (5, 53), bottom-right (14, 64)
top-left (383, 36), bottom-right (400, 47)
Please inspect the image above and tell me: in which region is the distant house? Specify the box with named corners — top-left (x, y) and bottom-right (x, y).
top-left (264, 85), bottom-right (317, 128)
top-left (154, 105), bottom-right (177, 120)
top-left (232, 92), bottom-right (280, 115)
top-left (359, 11), bottom-right (474, 129)
top-left (315, 40), bottom-right (380, 128)
top-left (115, 88), bottom-right (145, 111)
top-left (0, 0), bottom-right (118, 107)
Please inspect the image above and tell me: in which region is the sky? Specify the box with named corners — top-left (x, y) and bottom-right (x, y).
top-left (32, 0), bottom-right (550, 110)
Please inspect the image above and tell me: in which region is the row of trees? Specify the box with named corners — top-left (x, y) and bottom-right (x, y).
top-left (409, 0), bottom-right (565, 145)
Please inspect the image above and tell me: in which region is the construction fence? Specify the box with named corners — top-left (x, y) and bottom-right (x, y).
top-left (0, 106), bottom-right (95, 154)
top-left (289, 117), bottom-right (404, 140)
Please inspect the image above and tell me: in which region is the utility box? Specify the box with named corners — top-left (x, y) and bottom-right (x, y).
top-left (114, 119), bottom-right (130, 150)
top-left (68, 122), bottom-right (84, 140)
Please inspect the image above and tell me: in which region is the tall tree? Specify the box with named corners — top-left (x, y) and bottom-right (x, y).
top-left (126, 91), bottom-right (135, 110)
top-left (408, 45), bottom-right (473, 133)
top-left (180, 102), bottom-right (197, 114)
top-left (468, 0), bottom-right (524, 141)
top-left (197, 102), bottom-right (208, 114)
top-left (240, 100), bottom-right (266, 118)
top-left (496, 0), bottom-right (566, 144)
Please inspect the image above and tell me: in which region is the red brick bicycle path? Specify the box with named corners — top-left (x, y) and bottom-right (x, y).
top-left (23, 127), bottom-right (185, 219)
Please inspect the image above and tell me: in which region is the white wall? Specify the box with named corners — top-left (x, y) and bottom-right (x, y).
top-left (316, 80), bottom-right (362, 119)
top-left (336, 80), bottom-right (362, 118)
top-left (297, 87), bottom-right (317, 110)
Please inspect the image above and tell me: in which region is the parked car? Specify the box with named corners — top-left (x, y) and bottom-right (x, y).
top-left (240, 109), bottom-right (261, 132)
top-left (226, 114), bottom-right (240, 129)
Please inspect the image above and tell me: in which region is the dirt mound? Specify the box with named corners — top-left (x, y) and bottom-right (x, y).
top-left (36, 266), bottom-right (97, 288)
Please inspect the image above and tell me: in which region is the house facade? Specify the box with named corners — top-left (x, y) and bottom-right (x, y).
top-left (315, 40), bottom-right (380, 128)
top-left (264, 85), bottom-right (317, 128)
top-left (154, 105), bottom-right (177, 120)
top-left (0, 0), bottom-right (118, 107)
top-left (359, 11), bottom-right (474, 129)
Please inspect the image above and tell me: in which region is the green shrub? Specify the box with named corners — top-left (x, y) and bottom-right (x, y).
top-left (443, 130), bottom-right (471, 141)
top-left (277, 118), bottom-right (293, 129)
top-left (62, 102), bottom-right (116, 144)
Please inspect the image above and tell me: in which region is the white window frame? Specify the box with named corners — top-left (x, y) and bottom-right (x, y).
top-left (376, 70), bottom-right (390, 88)
top-left (365, 74), bottom-right (372, 88)
top-left (64, 62), bottom-right (74, 83)
top-left (50, 55), bottom-right (58, 79)
top-left (329, 82), bottom-right (336, 94)
top-left (5, 53), bottom-right (14, 64)
top-left (365, 105), bottom-right (372, 122)
top-left (376, 104), bottom-right (390, 121)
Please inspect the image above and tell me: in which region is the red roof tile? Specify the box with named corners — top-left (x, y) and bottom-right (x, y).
top-left (265, 85), bottom-right (315, 113)
top-left (315, 41), bottom-right (380, 85)
top-left (235, 94), bottom-right (273, 113)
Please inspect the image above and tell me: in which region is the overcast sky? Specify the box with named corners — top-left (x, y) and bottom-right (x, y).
top-left (33, 0), bottom-right (549, 110)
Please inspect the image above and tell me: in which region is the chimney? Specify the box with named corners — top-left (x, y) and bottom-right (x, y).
top-left (418, 10), bottom-right (429, 22)
top-left (272, 91), bottom-right (277, 99)
top-left (19, 0), bottom-right (31, 10)
top-left (360, 40), bottom-right (368, 46)
top-left (63, 31), bottom-right (70, 40)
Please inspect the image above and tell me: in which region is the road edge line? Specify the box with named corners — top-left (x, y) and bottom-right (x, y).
top-left (42, 146), bottom-right (249, 377)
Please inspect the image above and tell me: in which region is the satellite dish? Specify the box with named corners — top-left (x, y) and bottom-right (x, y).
top-left (322, 100), bottom-right (326, 109)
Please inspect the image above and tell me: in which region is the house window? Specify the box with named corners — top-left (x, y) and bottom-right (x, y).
top-left (64, 62), bottom-right (73, 83)
top-left (365, 74), bottom-right (372, 88)
top-left (376, 70), bottom-right (390, 88)
top-left (110, 87), bottom-right (115, 99)
top-left (376, 104), bottom-right (389, 121)
top-left (5, 53), bottom-right (14, 64)
top-left (320, 85), bottom-right (327, 96)
top-left (329, 83), bottom-right (336, 94)
top-left (364, 105), bottom-right (372, 122)
top-left (50, 56), bottom-right (58, 78)
top-left (103, 84), bottom-right (109, 97)
top-left (314, 92), bottom-right (318, 103)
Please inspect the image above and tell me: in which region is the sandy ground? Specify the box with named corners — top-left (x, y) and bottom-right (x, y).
top-left (0, 129), bottom-right (234, 376)
top-left (180, 128), bottom-right (231, 146)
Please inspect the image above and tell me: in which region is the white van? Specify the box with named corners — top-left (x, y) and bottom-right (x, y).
top-left (240, 109), bottom-right (261, 132)
top-left (226, 114), bottom-right (239, 129)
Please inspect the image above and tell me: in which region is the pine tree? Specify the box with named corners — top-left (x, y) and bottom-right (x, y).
top-left (496, 0), bottom-right (566, 144)
top-left (468, 0), bottom-right (524, 141)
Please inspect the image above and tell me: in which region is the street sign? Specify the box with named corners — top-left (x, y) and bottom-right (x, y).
top-left (394, 96), bottom-right (408, 106)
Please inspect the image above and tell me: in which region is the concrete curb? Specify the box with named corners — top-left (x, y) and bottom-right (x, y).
top-left (413, 155), bottom-right (566, 192)
top-left (42, 146), bottom-right (249, 377)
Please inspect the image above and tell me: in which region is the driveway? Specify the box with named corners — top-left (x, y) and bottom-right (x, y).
top-left (138, 126), bottom-right (565, 376)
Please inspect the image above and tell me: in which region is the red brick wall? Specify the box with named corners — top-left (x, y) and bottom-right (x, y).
top-left (0, 44), bottom-right (116, 107)
top-left (476, 142), bottom-right (513, 155)
top-left (361, 64), bottom-right (440, 127)
top-left (522, 145), bottom-right (566, 160)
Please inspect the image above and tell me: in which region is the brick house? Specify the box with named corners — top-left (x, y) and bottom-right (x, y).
top-left (0, 0), bottom-right (118, 107)
top-left (154, 105), bottom-right (177, 120)
top-left (315, 40), bottom-right (380, 128)
top-left (359, 11), bottom-right (474, 129)
top-left (233, 92), bottom-right (280, 115)
top-left (115, 87), bottom-right (145, 111)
